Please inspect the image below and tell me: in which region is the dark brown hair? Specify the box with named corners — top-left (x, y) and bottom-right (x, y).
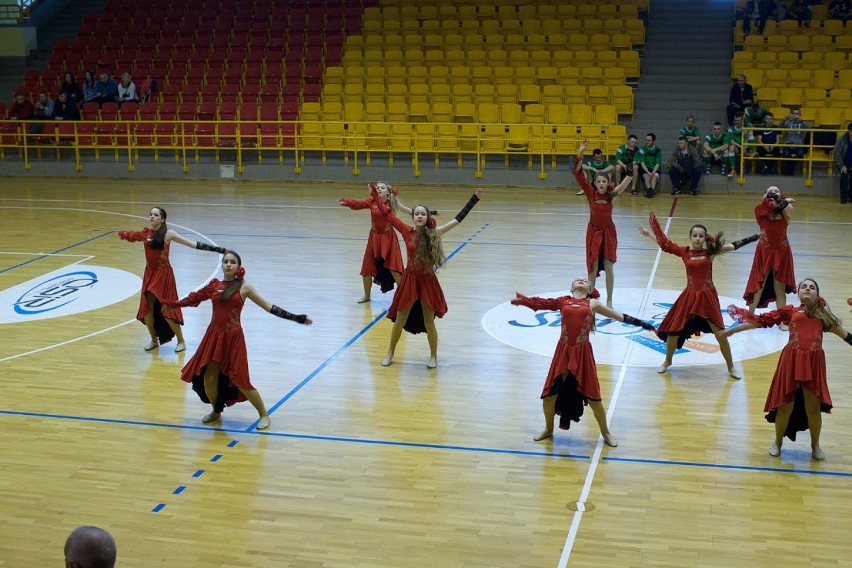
top-left (149, 207), bottom-right (168, 249)
top-left (219, 251), bottom-right (243, 303)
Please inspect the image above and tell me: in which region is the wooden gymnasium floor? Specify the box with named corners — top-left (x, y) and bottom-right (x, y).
top-left (2, 177), bottom-right (852, 568)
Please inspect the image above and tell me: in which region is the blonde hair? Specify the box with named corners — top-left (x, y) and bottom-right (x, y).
top-left (411, 207), bottom-right (446, 269)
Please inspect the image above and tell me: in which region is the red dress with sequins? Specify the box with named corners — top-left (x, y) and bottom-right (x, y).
top-left (575, 161), bottom-right (617, 276)
top-left (514, 294), bottom-right (601, 430)
top-left (119, 228), bottom-right (183, 343)
top-left (383, 211), bottom-right (448, 334)
top-left (729, 305), bottom-right (832, 441)
top-left (743, 198), bottom-right (795, 307)
top-left (650, 213), bottom-right (724, 347)
top-left (176, 279), bottom-right (253, 409)
top-left (340, 194), bottom-right (405, 292)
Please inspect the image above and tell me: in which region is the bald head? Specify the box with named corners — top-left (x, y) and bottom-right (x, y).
top-left (64, 526), bottom-right (116, 568)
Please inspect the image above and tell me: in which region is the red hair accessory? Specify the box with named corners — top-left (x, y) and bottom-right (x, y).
top-left (391, 185), bottom-right (399, 196)
top-left (705, 234), bottom-right (716, 243)
top-left (589, 288), bottom-right (601, 299)
top-left (236, 267), bottom-right (246, 279)
top-left (427, 217), bottom-right (437, 229)
top-left (818, 296), bottom-right (826, 307)
top-left (847, 298), bottom-right (852, 306)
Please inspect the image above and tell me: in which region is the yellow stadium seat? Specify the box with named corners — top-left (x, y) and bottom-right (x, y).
top-left (542, 85), bottom-right (564, 105)
top-left (822, 19), bottom-right (844, 37)
top-left (408, 102), bottom-right (430, 122)
top-left (343, 83), bottom-right (363, 104)
top-left (597, 50), bottom-right (618, 68)
top-left (778, 20), bottom-right (799, 35)
top-left (547, 103), bottom-right (570, 124)
top-left (518, 84), bottom-right (541, 108)
top-left (811, 35), bottom-right (833, 53)
top-left (603, 67), bottom-right (626, 86)
top-left (452, 83), bottom-right (473, 104)
top-left (829, 88), bottom-right (851, 108)
top-left (431, 102), bottom-right (452, 123)
top-left (471, 66), bottom-right (492, 86)
top-left (581, 67), bottom-right (604, 85)
top-left (559, 66), bottom-right (581, 85)
top-left (587, 85), bottom-right (610, 107)
top-left (611, 33), bottom-right (632, 52)
top-left (788, 69), bottom-right (811, 89)
top-left (755, 86), bottom-right (779, 108)
top-left (800, 51), bottom-right (822, 69)
top-left (764, 68), bottom-right (788, 88)
top-left (428, 66), bottom-right (449, 87)
top-left (464, 34), bottom-right (485, 51)
top-left (610, 85), bottom-right (634, 116)
top-left (487, 48), bottom-right (508, 68)
top-left (386, 83), bottom-right (407, 104)
top-left (777, 51), bottom-right (800, 71)
top-left (322, 83), bottom-right (343, 104)
top-left (364, 82), bottom-right (385, 104)
top-left (838, 70), bottom-right (852, 91)
top-left (766, 35), bottom-right (787, 52)
top-left (552, 50), bottom-right (574, 67)
top-left (823, 51), bottom-right (847, 72)
top-left (480, 19), bottom-right (501, 36)
top-left (594, 104), bottom-right (617, 125)
top-left (496, 84), bottom-right (518, 104)
top-left (811, 4), bottom-right (828, 21)
top-left (320, 101), bottom-right (343, 121)
top-left (624, 19), bottom-right (645, 46)
top-left (589, 33), bottom-right (610, 52)
top-left (780, 87), bottom-right (803, 109)
top-left (527, 33), bottom-right (547, 50)
top-left (803, 88), bottom-right (827, 108)
top-left (430, 83), bottom-right (451, 105)
top-left (474, 83), bottom-right (496, 104)
top-left (571, 104), bottom-right (593, 124)
top-left (501, 103), bottom-right (523, 123)
top-left (477, 102), bottom-right (499, 124)
top-left (788, 35), bottom-right (810, 53)
top-left (504, 33), bottom-right (525, 51)
top-left (619, 51), bottom-right (641, 79)
top-left (732, 51), bottom-right (754, 76)
top-left (817, 107), bottom-right (842, 129)
top-left (387, 102), bottom-right (408, 122)
top-left (606, 124), bottom-right (627, 156)
top-left (523, 104), bottom-right (546, 124)
top-left (453, 102), bottom-right (476, 123)
top-left (493, 66), bottom-right (515, 86)
top-left (754, 51), bottom-right (778, 70)
top-left (450, 66), bottom-right (470, 85)
top-left (515, 66), bottom-right (537, 85)
top-left (555, 125), bottom-right (580, 156)
top-left (564, 85), bottom-right (587, 105)
top-left (743, 35), bottom-right (765, 51)
top-left (836, 35), bottom-right (852, 53)
top-left (812, 69), bottom-right (835, 91)
top-left (408, 83), bottom-right (429, 104)
top-left (541, 19), bottom-right (563, 36)
top-left (538, 66), bottom-right (558, 86)
top-left (743, 68), bottom-right (765, 89)
top-left (530, 50), bottom-right (552, 68)
top-left (569, 34), bottom-right (590, 51)
top-left (548, 34), bottom-right (568, 52)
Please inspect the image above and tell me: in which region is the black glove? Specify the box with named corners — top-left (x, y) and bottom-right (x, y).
top-left (271, 305), bottom-right (308, 324)
top-left (731, 234), bottom-right (759, 250)
top-left (196, 242), bottom-right (227, 254)
top-left (623, 313), bottom-right (655, 332)
top-left (845, 332), bottom-right (852, 346)
top-left (773, 197), bottom-right (790, 213)
top-left (454, 193), bottom-right (480, 223)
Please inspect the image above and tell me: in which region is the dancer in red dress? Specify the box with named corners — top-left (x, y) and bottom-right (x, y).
top-left (118, 206), bottom-right (226, 352)
top-left (164, 251), bottom-right (312, 430)
top-left (339, 181), bottom-right (412, 303)
top-left (638, 212), bottom-right (759, 378)
top-left (721, 279), bottom-right (850, 460)
top-left (378, 189), bottom-right (483, 369)
top-left (512, 277), bottom-right (656, 444)
top-left (743, 186), bottom-right (796, 320)
top-left (575, 139), bottom-right (634, 307)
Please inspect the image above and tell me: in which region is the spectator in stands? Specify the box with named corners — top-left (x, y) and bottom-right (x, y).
top-left (82, 69), bottom-right (98, 106)
top-left (580, 147), bottom-right (615, 182)
top-left (725, 113), bottom-right (749, 178)
top-left (117, 72), bottom-right (138, 105)
top-left (61, 72), bottom-right (84, 107)
top-left (704, 121), bottom-right (729, 175)
top-left (615, 134), bottom-right (640, 195)
top-left (8, 92), bottom-right (33, 120)
top-left (669, 136), bottom-right (703, 196)
top-left (743, 0), bottom-right (770, 34)
top-left (787, 0), bottom-right (812, 26)
top-left (727, 74), bottom-right (754, 126)
top-left (678, 115), bottom-right (702, 152)
top-left (64, 525), bottom-right (116, 568)
top-left (830, 0), bottom-right (851, 21)
top-left (92, 71), bottom-right (118, 105)
top-left (639, 132), bottom-right (663, 198)
top-left (744, 101), bottom-right (768, 128)
top-left (756, 112), bottom-right (781, 174)
top-left (53, 90), bottom-right (81, 121)
top-left (779, 108), bottom-right (809, 176)
top-left (835, 123), bottom-right (852, 203)
top-left (28, 91), bottom-right (54, 134)
top-left (139, 75), bottom-right (157, 103)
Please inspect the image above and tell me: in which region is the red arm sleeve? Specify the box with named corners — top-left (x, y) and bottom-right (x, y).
top-left (383, 209), bottom-right (412, 235)
top-left (163, 280), bottom-right (219, 308)
top-left (511, 293), bottom-right (567, 312)
top-left (118, 230), bottom-right (146, 242)
top-left (339, 198), bottom-right (372, 210)
top-left (649, 212), bottom-right (684, 256)
top-left (573, 159), bottom-right (594, 199)
top-left (754, 198), bottom-right (776, 223)
top-left (727, 304), bottom-right (794, 328)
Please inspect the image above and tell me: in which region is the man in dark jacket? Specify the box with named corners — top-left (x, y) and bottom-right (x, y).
top-left (835, 123), bottom-right (852, 204)
top-left (669, 136), bottom-right (703, 196)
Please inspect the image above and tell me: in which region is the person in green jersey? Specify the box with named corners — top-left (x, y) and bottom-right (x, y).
top-left (638, 133), bottom-right (662, 197)
top-left (703, 121), bottom-right (729, 175)
top-left (678, 115), bottom-right (702, 152)
top-left (725, 112), bottom-right (750, 178)
top-left (615, 134), bottom-right (640, 195)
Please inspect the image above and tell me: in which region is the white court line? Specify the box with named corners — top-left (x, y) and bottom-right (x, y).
top-left (0, 207), bottom-right (222, 362)
top-left (556, 215), bottom-right (672, 568)
top-left (0, 252), bottom-right (94, 260)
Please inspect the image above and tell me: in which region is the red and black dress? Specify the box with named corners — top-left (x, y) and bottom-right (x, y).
top-left (513, 294), bottom-right (601, 431)
top-left (743, 198), bottom-right (795, 307)
top-left (171, 279), bottom-right (254, 412)
top-left (340, 194), bottom-right (405, 293)
top-left (650, 213), bottom-right (724, 348)
top-left (383, 211), bottom-right (448, 335)
top-left (119, 228), bottom-right (183, 344)
top-left (729, 305), bottom-right (832, 441)
top-left (575, 159), bottom-right (617, 277)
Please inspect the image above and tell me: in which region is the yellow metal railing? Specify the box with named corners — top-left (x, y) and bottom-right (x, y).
top-left (739, 125), bottom-right (838, 187)
top-left (0, 118), bottom-right (622, 179)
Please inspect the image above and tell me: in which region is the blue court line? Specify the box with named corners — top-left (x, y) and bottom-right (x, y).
top-left (0, 230), bottom-right (114, 274)
top-left (602, 455), bottom-right (852, 478)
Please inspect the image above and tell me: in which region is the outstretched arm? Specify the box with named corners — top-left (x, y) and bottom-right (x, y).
top-left (241, 282), bottom-right (312, 325)
top-left (339, 197), bottom-right (372, 210)
top-left (162, 280), bottom-right (219, 308)
top-left (590, 299), bottom-right (656, 331)
top-left (639, 212), bottom-right (682, 256)
top-left (511, 292), bottom-right (565, 312)
top-left (166, 229), bottom-right (227, 253)
top-left (718, 233), bottom-right (760, 255)
top-left (117, 230), bottom-right (146, 242)
top-left (436, 188), bottom-right (483, 235)
top-left (611, 174), bottom-right (633, 201)
top-left (717, 321), bottom-right (756, 339)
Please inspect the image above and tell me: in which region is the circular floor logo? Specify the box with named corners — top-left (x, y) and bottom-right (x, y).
top-left (482, 288), bottom-right (788, 367)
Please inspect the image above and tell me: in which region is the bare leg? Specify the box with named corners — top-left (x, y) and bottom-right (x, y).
top-left (534, 394), bottom-right (557, 441)
top-left (421, 302), bottom-right (438, 368)
top-left (802, 388), bottom-right (824, 459)
top-left (382, 306), bottom-right (410, 366)
top-left (603, 259), bottom-right (615, 307)
top-left (239, 387), bottom-right (270, 429)
top-left (391, 271), bottom-right (402, 283)
top-left (358, 275), bottom-right (371, 303)
top-left (748, 271), bottom-right (773, 313)
top-left (166, 317), bottom-right (185, 350)
top-left (658, 335), bottom-right (677, 373)
top-left (772, 279), bottom-right (787, 307)
top-left (587, 270), bottom-right (597, 300)
top-left (710, 322), bottom-right (740, 379)
top-left (202, 362), bottom-right (221, 423)
top-left (588, 400), bottom-right (617, 447)
top-left (770, 400), bottom-right (794, 456)
top-left (631, 164), bottom-right (639, 192)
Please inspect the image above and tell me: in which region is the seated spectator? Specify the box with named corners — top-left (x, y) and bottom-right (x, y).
top-left (787, 0), bottom-right (812, 26)
top-left (744, 101), bottom-right (768, 128)
top-left (830, 0), bottom-right (851, 21)
top-left (724, 112), bottom-right (750, 178)
top-left (61, 72), bottom-right (84, 107)
top-left (638, 132), bottom-right (663, 198)
top-left (92, 71), bottom-right (118, 105)
top-left (82, 69), bottom-right (98, 106)
top-left (743, 0), bottom-right (768, 34)
top-left (28, 90), bottom-right (55, 134)
top-left (727, 74), bottom-right (754, 126)
top-left (703, 121), bottom-right (729, 175)
top-left (64, 526), bottom-right (117, 568)
top-left (53, 91), bottom-right (81, 121)
top-left (835, 122), bottom-right (852, 203)
top-left (615, 134), bottom-right (640, 195)
top-left (678, 115), bottom-right (702, 152)
top-left (580, 148), bottom-right (615, 192)
top-left (117, 72), bottom-right (138, 105)
top-left (779, 108), bottom-right (809, 175)
top-left (756, 112), bottom-right (781, 174)
top-left (139, 76), bottom-right (157, 103)
top-left (669, 136), bottom-right (704, 196)
top-left (8, 92), bottom-right (34, 120)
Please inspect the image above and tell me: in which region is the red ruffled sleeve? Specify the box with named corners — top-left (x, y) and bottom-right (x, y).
top-left (511, 293), bottom-right (568, 312)
top-left (164, 279), bottom-right (220, 308)
top-left (727, 304), bottom-right (795, 328)
top-left (339, 197), bottom-right (372, 210)
top-left (649, 212), bottom-right (683, 256)
top-left (382, 208), bottom-right (413, 235)
top-left (754, 198), bottom-right (776, 222)
top-left (118, 230), bottom-right (146, 242)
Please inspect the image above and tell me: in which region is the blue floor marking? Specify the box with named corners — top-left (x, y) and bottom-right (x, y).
top-left (602, 455), bottom-right (852, 478)
top-left (0, 230), bottom-right (114, 274)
